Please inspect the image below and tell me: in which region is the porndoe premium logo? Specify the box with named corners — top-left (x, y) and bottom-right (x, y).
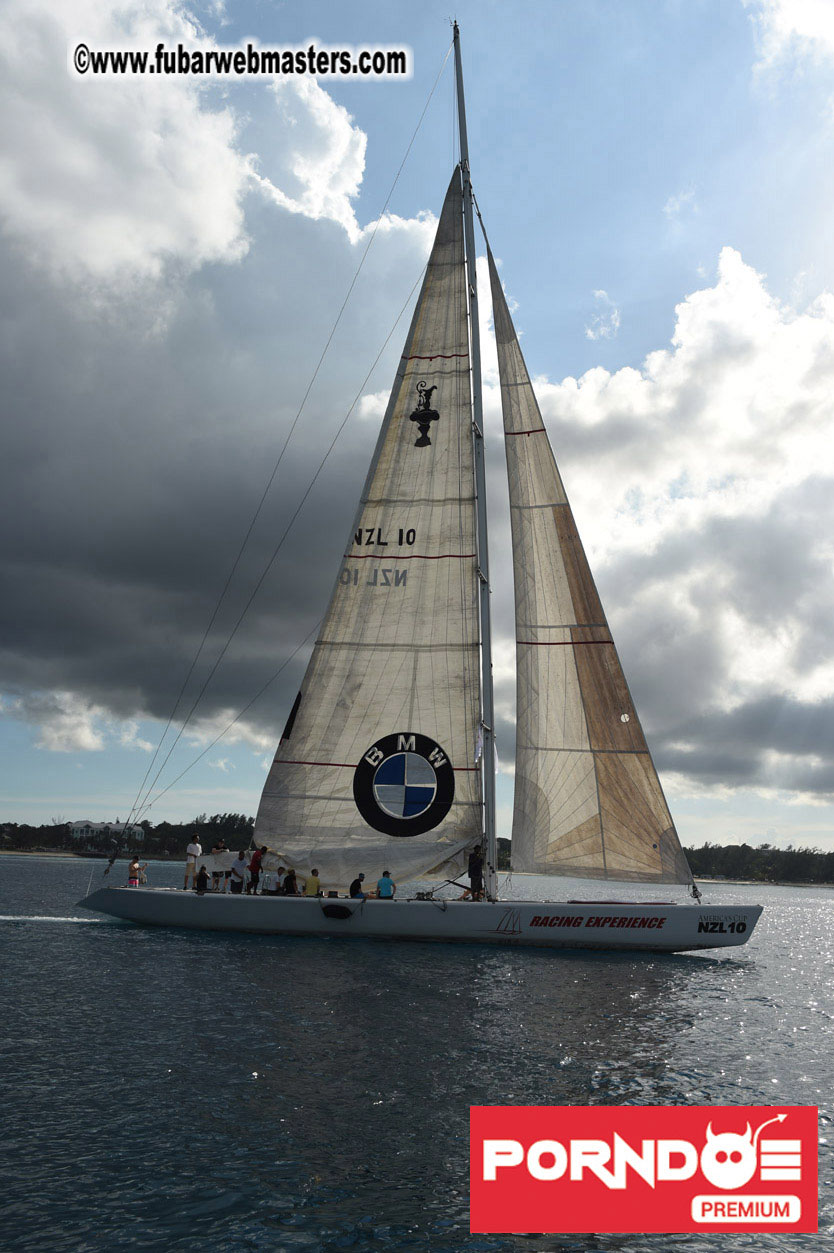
top-left (470, 1106), bottom-right (817, 1234)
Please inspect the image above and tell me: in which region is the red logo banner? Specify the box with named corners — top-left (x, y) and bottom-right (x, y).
top-left (470, 1105), bottom-right (817, 1234)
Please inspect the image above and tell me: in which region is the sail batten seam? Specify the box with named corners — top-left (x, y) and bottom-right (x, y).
top-left (518, 622), bottom-right (608, 629)
top-left (342, 552), bottom-right (477, 561)
top-left (517, 639), bottom-right (612, 646)
top-left (316, 641), bottom-right (479, 650)
top-left (403, 352), bottom-right (469, 360)
top-left (518, 746), bottom-right (653, 756)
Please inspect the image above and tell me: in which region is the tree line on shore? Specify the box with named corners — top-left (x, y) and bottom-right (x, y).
top-left (0, 813), bottom-right (254, 859)
top-left (1, 820), bottom-right (832, 883)
top-left (685, 840), bottom-right (834, 884)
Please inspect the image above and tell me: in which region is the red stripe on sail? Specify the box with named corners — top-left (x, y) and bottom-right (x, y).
top-left (274, 759), bottom-right (479, 772)
top-left (402, 352), bottom-right (469, 361)
top-left (343, 552), bottom-right (476, 561)
top-left (517, 639), bottom-right (612, 646)
top-left (277, 759), bottom-right (356, 768)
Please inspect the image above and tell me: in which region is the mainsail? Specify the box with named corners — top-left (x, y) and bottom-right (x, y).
top-left (488, 251), bottom-right (692, 885)
top-left (256, 172), bottom-right (482, 887)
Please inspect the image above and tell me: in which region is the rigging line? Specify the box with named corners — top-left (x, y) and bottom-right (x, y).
top-left (123, 42), bottom-right (453, 830)
top-left (451, 50), bottom-right (457, 168)
top-left (133, 265), bottom-right (429, 818)
top-left (136, 618), bottom-right (323, 819)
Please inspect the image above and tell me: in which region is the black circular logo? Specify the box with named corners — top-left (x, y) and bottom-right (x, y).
top-left (353, 732), bottom-right (455, 837)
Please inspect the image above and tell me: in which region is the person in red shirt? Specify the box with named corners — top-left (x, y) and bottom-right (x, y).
top-left (247, 846), bottom-right (267, 895)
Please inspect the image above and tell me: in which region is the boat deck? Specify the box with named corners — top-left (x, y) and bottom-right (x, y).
top-left (78, 888), bottom-right (763, 952)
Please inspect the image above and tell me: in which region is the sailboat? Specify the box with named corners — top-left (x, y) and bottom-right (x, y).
top-left (80, 27), bottom-right (762, 952)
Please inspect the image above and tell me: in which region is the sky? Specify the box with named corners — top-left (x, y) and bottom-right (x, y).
top-left (2, 0), bottom-right (834, 851)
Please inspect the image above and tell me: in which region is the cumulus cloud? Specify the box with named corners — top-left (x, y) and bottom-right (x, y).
top-left (184, 711), bottom-right (279, 754)
top-left (664, 190), bottom-right (693, 218)
top-left (10, 692), bottom-right (107, 752)
top-left (3, 0), bottom-right (833, 823)
top-left (0, 0), bottom-right (417, 288)
top-left (119, 721), bottom-right (154, 752)
top-left (744, 0), bottom-right (834, 68)
top-left (0, 0), bottom-right (441, 783)
top-left (663, 187), bottom-right (698, 223)
top-left (584, 289), bottom-right (620, 341)
top-left (355, 391), bottom-right (385, 422)
top-left (254, 78), bottom-right (367, 240)
top-left (7, 692), bottom-right (167, 753)
top-left (531, 246), bottom-right (834, 798)
top-left (0, 0), bottom-right (254, 284)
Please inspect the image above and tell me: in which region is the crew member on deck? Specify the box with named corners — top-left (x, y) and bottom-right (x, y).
top-left (467, 844), bottom-right (484, 901)
top-left (128, 856), bottom-right (146, 888)
top-left (247, 846), bottom-right (266, 895)
top-left (304, 868), bottom-right (321, 896)
top-left (377, 871), bottom-right (396, 899)
top-left (210, 839), bottom-right (227, 892)
top-left (184, 834), bottom-right (202, 891)
top-left (229, 850), bottom-right (248, 895)
top-left (349, 873), bottom-right (366, 899)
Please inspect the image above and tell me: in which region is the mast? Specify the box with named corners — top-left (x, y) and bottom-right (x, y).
top-left (453, 22), bottom-right (497, 900)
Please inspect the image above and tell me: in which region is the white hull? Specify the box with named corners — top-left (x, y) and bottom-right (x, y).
top-left (78, 888), bottom-right (762, 952)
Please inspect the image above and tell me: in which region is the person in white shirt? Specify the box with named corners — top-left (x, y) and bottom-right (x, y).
top-left (229, 851), bottom-right (249, 895)
top-left (184, 836), bottom-right (202, 891)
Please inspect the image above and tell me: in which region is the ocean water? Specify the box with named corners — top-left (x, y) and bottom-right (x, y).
top-left (0, 855), bottom-right (831, 1252)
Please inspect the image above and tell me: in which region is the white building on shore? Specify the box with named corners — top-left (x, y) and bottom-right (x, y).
top-left (70, 820), bottom-right (144, 846)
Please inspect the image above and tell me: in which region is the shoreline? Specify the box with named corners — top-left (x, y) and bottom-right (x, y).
top-left (695, 876), bottom-right (834, 889)
top-left (1, 849), bottom-right (832, 888)
top-left (0, 848), bottom-right (95, 858)
top-left (0, 849), bottom-right (171, 861)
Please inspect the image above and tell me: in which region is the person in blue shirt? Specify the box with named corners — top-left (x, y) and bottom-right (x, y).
top-left (376, 870), bottom-right (396, 899)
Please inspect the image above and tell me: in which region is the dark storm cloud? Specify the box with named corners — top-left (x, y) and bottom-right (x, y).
top-left (599, 477), bottom-right (834, 632)
top-left (657, 694), bottom-right (834, 792)
top-left (543, 471), bottom-right (834, 798)
top-left (4, 137), bottom-right (834, 809)
top-left (0, 192), bottom-right (434, 741)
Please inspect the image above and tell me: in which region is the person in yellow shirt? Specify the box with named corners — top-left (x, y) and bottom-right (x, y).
top-left (304, 867), bottom-right (321, 896)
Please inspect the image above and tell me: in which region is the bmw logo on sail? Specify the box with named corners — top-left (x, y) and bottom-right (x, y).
top-left (353, 732), bottom-right (455, 836)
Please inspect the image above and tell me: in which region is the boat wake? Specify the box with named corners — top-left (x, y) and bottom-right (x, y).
top-left (0, 914), bottom-right (111, 924)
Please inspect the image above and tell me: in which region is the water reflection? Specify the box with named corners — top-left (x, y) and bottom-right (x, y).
top-left (190, 937), bottom-right (732, 1246)
top-left (1, 857), bottom-right (831, 1253)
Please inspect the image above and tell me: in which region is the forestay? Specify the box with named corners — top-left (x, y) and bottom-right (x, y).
top-left (256, 172), bottom-right (482, 888)
top-left (488, 251), bottom-right (692, 885)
